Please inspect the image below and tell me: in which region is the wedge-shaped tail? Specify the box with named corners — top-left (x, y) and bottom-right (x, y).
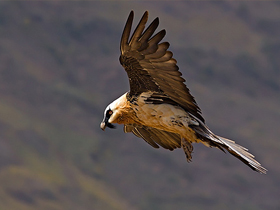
top-left (190, 115), bottom-right (267, 174)
top-left (216, 136), bottom-right (267, 174)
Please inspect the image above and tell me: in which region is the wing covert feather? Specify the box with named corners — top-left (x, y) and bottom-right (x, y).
top-left (124, 125), bottom-right (181, 150)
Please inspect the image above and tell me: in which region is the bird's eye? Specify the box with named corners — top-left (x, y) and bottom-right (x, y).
top-left (108, 110), bottom-right (113, 115)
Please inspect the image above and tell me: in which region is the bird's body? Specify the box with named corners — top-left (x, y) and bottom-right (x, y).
top-left (101, 11), bottom-right (267, 174)
top-left (131, 92), bottom-right (199, 142)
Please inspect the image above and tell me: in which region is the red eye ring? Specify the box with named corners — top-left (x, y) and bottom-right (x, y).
top-left (108, 110), bottom-right (113, 115)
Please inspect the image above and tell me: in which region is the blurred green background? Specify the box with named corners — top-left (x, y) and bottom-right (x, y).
top-left (0, 1), bottom-right (279, 210)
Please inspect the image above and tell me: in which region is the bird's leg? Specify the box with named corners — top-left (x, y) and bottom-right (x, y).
top-left (181, 138), bottom-right (193, 162)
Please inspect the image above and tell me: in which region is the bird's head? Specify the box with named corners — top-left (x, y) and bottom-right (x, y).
top-left (100, 93), bottom-right (128, 131)
top-left (100, 105), bottom-right (117, 131)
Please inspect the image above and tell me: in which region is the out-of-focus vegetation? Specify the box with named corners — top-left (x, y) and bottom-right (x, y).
top-left (0, 2), bottom-right (279, 210)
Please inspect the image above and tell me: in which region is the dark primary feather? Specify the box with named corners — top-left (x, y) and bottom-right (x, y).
top-left (119, 10), bottom-right (204, 123)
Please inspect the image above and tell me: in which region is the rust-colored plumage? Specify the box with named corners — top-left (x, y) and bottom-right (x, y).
top-left (101, 11), bottom-right (267, 174)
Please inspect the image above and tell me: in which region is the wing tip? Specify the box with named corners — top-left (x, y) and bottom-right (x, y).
top-left (120, 11), bottom-right (135, 53)
top-left (144, 10), bottom-right (149, 17)
top-left (129, 10), bottom-right (134, 15)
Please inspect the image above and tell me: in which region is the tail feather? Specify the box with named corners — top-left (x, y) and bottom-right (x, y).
top-left (189, 114), bottom-right (267, 174)
top-left (217, 136), bottom-right (267, 174)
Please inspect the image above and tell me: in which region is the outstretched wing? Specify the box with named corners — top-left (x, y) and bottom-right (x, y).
top-left (119, 11), bottom-right (204, 123)
top-left (124, 124), bottom-right (181, 151)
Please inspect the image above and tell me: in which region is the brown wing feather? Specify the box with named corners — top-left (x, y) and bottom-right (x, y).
top-left (119, 11), bottom-right (204, 122)
top-left (124, 124), bottom-right (181, 151)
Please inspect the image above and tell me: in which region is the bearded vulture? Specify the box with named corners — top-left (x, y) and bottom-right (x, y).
top-left (100, 11), bottom-right (267, 174)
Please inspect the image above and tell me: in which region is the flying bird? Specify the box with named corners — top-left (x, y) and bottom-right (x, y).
top-left (100, 11), bottom-right (267, 174)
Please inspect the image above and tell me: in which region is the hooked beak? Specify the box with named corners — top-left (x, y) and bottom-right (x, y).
top-left (100, 122), bottom-right (106, 131)
top-left (100, 121), bottom-right (116, 131)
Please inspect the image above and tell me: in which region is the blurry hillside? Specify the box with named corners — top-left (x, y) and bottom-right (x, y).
top-left (0, 2), bottom-right (279, 210)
